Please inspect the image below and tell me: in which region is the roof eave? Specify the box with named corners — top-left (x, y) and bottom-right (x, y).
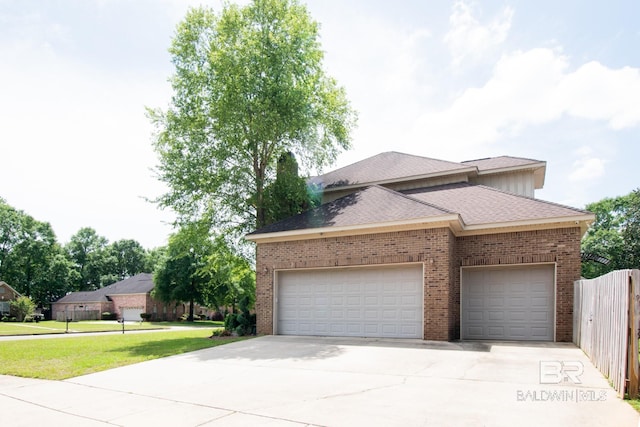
top-left (247, 213), bottom-right (595, 243)
top-left (246, 214), bottom-right (462, 243)
top-left (456, 213), bottom-right (595, 237)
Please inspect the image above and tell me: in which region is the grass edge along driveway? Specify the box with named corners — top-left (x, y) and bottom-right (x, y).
top-left (0, 320), bottom-right (224, 336)
top-left (0, 329), bottom-right (250, 380)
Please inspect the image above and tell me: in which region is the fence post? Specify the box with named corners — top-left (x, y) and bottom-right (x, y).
top-left (628, 270), bottom-right (640, 399)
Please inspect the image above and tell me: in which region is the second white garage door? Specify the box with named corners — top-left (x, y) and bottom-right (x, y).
top-left (277, 265), bottom-right (423, 339)
top-left (461, 265), bottom-right (555, 341)
top-left (122, 308), bottom-right (143, 321)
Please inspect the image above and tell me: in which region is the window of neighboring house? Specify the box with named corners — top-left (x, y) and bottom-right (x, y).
top-left (0, 287), bottom-right (5, 294)
top-left (163, 305), bottom-right (167, 314)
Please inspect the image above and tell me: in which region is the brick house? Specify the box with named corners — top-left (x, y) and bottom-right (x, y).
top-left (247, 152), bottom-right (595, 342)
top-left (52, 273), bottom-right (198, 321)
top-left (0, 281), bottom-right (22, 316)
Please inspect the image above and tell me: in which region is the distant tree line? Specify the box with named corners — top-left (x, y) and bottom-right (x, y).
top-left (0, 197), bottom-right (162, 313)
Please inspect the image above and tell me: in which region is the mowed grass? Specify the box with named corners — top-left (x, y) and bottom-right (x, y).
top-left (0, 320), bottom-right (224, 336)
top-left (0, 329), bottom-right (248, 380)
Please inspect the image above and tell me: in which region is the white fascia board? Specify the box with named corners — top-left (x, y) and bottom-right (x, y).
top-left (246, 214), bottom-right (462, 243)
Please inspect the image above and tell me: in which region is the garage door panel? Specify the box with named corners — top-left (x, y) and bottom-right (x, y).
top-left (278, 265), bottom-right (423, 339)
top-left (462, 265), bottom-right (554, 341)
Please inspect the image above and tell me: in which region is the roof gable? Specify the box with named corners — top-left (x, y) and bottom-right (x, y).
top-left (0, 281), bottom-right (22, 299)
top-left (54, 273), bottom-right (154, 303)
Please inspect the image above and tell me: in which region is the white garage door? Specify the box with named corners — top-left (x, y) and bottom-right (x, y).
top-left (461, 265), bottom-right (554, 341)
top-left (122, 308), bottom-right (143, 321)
top-left (277, 265), bottom-right (423, 339)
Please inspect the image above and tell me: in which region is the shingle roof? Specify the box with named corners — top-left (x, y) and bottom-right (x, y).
top-left (55, 291), bottom-right (110, 304)
top-left (310, 152), bottom-right (473, 189)
top-left (461, 156), bottom-right (544, 171)
top-left (54, 273), bottom-right (154, 304)
top-left (404, 183), bottom-right (589, 226)
top-left (249, 182), bottom-right (591, 238)
top-left (251, 185), bottom-right (454, 234)
top-left (96, 273), bottom-right (154, 295)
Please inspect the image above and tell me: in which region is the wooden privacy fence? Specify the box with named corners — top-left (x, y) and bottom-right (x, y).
top-left (574, 269), bottom-right (640, 398)
top-left (55, 310), bottom-right (100, 322)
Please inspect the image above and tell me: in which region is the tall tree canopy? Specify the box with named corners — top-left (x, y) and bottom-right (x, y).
top-left (581, 188), bottom-right (640, 278)
top-left (149, 0), bottom-right (356, 237)
top-left (64, 227), bottom-right (110, 291)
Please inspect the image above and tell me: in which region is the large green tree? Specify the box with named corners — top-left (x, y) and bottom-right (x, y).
top-left (149, 0), bottom-right (355, 237)
top-left (106, 239), bottom-right (149, 281)
top-left (153, 223), bottom-right (216, 321)
top-left (64, 227), bottom-right (109, 291)
top-left (581, 189), bottom-right (640, 278)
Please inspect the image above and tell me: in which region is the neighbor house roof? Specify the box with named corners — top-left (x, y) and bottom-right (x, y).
top-left (54, 273), bottom-right (154, 304)
top-left (55, 291), bottom-right (110, 304)
top-left (248, 183), bottom-right (594, 242)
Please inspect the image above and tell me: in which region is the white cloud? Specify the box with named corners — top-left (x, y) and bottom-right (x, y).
top-left (408, 47), bottom-right (640, 160)
top-left (444, 1), bottom-right (513, 66)
top-left (559, 61), bottom-right (640, 129)
top-left (569, 156), bottom-right (606, 183)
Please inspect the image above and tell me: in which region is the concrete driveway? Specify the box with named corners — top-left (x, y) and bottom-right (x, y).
top-left (1, 335), bottom-right (638, 426)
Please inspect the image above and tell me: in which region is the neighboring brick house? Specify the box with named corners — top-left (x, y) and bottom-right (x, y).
top-left (0, 281), bottom-right (22, 316)
top-left (247, 152), bottom-right (595, 342)
top-left (52, 273), bottom-right (197, 321)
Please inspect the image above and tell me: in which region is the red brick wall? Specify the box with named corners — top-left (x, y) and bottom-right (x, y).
top-left (455, 228), bottom-right (582, 342)
top-left (255, 227), bottom-right (582, 342)
top-left (256, 228), bottom-right (454, 340)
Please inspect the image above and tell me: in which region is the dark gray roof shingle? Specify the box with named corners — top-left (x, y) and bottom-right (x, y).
top-left (404, 183), bottom-right (589, 226)
top-left (251, 185), bottom-right (454, 234)
top-left (54, 273), bottom-right (154, 303)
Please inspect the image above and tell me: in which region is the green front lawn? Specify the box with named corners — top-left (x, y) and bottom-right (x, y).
top-left (0, 329), bottom-right (248, 380)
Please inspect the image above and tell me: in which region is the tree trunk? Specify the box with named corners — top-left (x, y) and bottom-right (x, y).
top-left (189, 297), bottom-right (194, 322)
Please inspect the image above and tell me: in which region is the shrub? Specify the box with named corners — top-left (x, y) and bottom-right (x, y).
top-left (210, 328), bottom-right (231, 337)
top-left (140, 313), bottom-right (152, 321)
top-left (24, 315), bottom-right (34, 323)
top-left (210, 311), bottom-right (224, 321)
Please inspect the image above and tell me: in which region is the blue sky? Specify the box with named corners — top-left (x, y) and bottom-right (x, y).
top-left (1, 0), bottom-right (638, 249)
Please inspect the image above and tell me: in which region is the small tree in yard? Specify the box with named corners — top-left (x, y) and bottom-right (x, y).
top-left (11, 296), bottom-right (36, 322)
